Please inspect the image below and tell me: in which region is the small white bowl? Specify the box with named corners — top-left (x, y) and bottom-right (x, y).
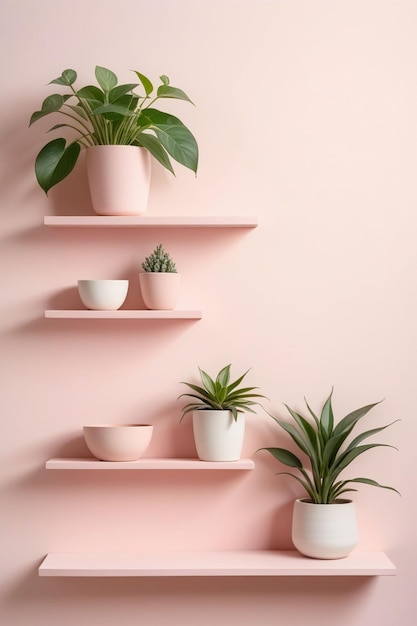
top-left (78, 279), bottom-right (129, 310)
top-left (83, 424), bottom-right (153, 461)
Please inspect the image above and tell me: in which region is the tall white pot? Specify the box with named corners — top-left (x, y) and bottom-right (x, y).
top-left (86, 145), bottom-right (151, 216)
top-left (192, 410), bottom-right (245, 462)
top-left (292, 498), bottom-right (358, 559)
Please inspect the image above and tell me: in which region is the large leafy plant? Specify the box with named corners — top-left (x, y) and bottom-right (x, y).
top-left (179, 364), bottom-right (267, 421)
top-left (260, 390), bottom-right (399, 504)
top-left (30, 65), bottom-right (199, 194)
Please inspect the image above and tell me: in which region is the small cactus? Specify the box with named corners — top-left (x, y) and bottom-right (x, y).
top-left (141, 244), bottom-right (178, 273)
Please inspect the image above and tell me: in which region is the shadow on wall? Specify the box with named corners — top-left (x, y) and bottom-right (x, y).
top-left (1, 559), bottom-right (377, 625)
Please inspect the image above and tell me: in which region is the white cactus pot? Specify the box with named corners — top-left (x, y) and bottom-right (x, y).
top-left (192, 410), bottom-right (245, 462)
top-left (292, 498), bottom-right (358, 559)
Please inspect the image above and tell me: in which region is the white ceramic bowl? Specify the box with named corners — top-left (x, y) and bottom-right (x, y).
top-left (83, 424), bottom-right (153, 461)
top-left (78, 279), bottom-right (129, 310)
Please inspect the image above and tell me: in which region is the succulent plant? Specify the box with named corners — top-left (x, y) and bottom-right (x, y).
top-left (141, 244), bottom-right (177, 273)
top-left (259, 389), bottom-right (399, 504)
top-left (179, 363), bottom-right (267, 421)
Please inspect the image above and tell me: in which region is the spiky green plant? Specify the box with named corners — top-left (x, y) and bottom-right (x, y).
top-left (141, 244), bottom-right (177, 273)
top-left (29, 65), bottom-right (198, 194)
top-left (179, 363), bottom-right (267, 421)
top-left (259, 390), bottom-right (399, 504)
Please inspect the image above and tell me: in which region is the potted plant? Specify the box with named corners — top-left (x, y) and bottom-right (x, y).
top-left (139, 244), bottom-right (180, 310)
top-left (179, 363), bottom-right (267, 462)
top-left (29, 65), bottom-right (198, 215)
top-left (259, 390), bottom-right (399, 559)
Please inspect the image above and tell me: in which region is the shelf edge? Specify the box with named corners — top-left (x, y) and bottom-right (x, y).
top-left (45, 457), bottom-right (255, 470)
top-left (44, 310), bottom-right (202, 320)
top-left (44, 216), bottom-right (258, 228)
top-left (38, 550), bottom-right (396, 577)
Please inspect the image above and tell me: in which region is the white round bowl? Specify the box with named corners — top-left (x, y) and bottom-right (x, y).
top-left (78, 279), bottom-right (129, 310)
top-left (83, 424), bottom-right (153, 461)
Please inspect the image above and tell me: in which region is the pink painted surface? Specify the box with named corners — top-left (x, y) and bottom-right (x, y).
top-left (43, 215), bottom-right (259, 227)
top-left (1, 1), bottom-right (415, 625)
top-left (38, 550), bottom-right (396, 577)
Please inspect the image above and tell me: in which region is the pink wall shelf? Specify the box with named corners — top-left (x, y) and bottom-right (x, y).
top-left (45, 457), bottom-right (255, 470)
top-left (44, 310), bottom-right (202, 319)
top-left (43, 216), bottom-right (258, 228)
top-left (38, 550), bottom-right (396, 577)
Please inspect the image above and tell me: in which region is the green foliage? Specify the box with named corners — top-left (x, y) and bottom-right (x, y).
top-left (179, 363), bottom-right (267, 421)
top-left (30, 65), bottom-right (199, 193)
top-left (141, 244), bottom-right (177, 273)
top-left (259, 390), bottom-right (399, 504)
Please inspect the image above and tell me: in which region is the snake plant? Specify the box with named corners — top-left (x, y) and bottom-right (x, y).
top-left (260, 390), bottom-right (399, 503)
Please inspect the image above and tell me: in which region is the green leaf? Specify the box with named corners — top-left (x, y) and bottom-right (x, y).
top-left (322, 431), bottom-right (348, 470)
top-left (141, 108), bottom-right (182, 127)
top-left (92, 103), bottom-right (133, 118)
top-left (30, 94), bottom-right (65, 125)
top-left (216, 385), bottom-right (228, 404)
top-left (49, 69), bottom-right (77, 86)
top-left (346, 477), bottom-right (400, 496)
top-left (304, 398), bottom-right (320, 427)
top-left (333, 402), bottom-right (382, 438)
top-left (178, 383), bottom-right (211, 400)
top-left (157, 84), bottom-right (194, 105)
top-left (284, 405), bottom-right (319, 453)
top-left (134, 71), bottom-right (154, 96)
top-left (133, 132), bottom-right (174, 174)
top-left (150, 122), bottom-right (198, 174)
top-left (95, 66), bottom-right (118, 92)
top-left (109, 84), bottom-right (138, 103)
top-left (260, 447), bottom-right (303, 468)
top-left (199, 368), bottom-right (217, 396)
top-left (320, 390), bottom-right (334, 439)
top-left (226, 389), bottom-right (264, 402)
top-left (344, 420), bottom-right (400, 453)
top-left (65, 104), bottom-right (88, 120)
top-left (227, 371), bottom-right (250, 394)
top-left (76, 85), bottom-right (105, 104)
top-left (159, 75), bottom-right (169, 86)
top-left (271, 416), bottom-right (312, 458)
top-left (34, 138), bottom-right (80, 194)
top-left (217, 364), bottom-right (231, 388)
top-left (329, 443), bottom-right (395, 484)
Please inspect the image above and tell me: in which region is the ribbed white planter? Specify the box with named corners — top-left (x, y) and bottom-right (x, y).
top-left (86, 145), bottom-right (151, 216)
top-left (192, 410), bottom-right (245, 461)
top-left (139, 272), bottom-right (181, 310)
top-left (292, 498), bottom-right (358, 559)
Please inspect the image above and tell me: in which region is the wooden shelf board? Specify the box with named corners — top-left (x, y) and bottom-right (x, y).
top-left (44, 216), bottom-right (258, 228)
top-left (38, 550), bottom-right (396, 577)
top-left (44, 310), bottom-right (202, 320)
top-left (45, 457), bottom-right (255, 470)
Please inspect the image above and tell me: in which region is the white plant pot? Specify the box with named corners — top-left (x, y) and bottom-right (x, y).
top-left (77, 279), bottom-right (129, 311)
top-left (86, 145), bottom-right (151, 216)
top-left (292, 498), bottom-right (358, 559)
top-left (139, 272), bottom-right (181, 310)
top-left (192, 410), bottom-right (245, 462)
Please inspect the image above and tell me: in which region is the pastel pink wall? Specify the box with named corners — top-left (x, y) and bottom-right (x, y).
top-left (1, 0), bottom-right (415, 624)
